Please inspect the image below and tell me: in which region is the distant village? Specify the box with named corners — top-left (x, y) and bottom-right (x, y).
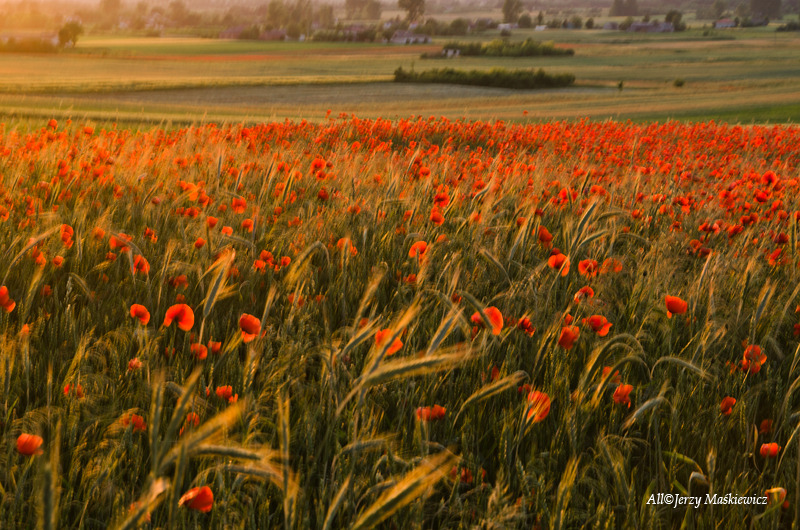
top-left (0, 0), bottom-right (790, 51)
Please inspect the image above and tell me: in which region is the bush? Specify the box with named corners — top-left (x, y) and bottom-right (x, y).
top-left (518, 13), bottom-right (532, 28)
top-left (673, 78), bottom-right (685, 87)
top-left (776, 21), bottom-right (800, 31)
top-left (449, 18), bottom-right (469, 35)
top-left (394, 66), bottom-right (576, 89)
top-left (437, 38), bottom-right (574, 58)
top-left (313, 28), bottom-right (378, 42)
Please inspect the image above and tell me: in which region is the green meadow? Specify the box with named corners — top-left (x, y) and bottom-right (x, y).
top-left (0, 25), bottom-right (798, 123)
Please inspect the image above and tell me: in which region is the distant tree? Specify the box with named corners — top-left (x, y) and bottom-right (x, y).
top-left (289, 0), bottom-right (312, 34)
top-left (286, 22), bottom-right (301, 39)
top-left (619, 16), bottom-right (634, 29)
top-left (537, 11), bottom-right (544, 25)
top-left (610, 0), bottom-right (625, 15)
top-left (58, 21), bottom-right (83, 47)
top-left (713, 0), bottom-right (727, 18)
top-left (503, 0), bottom-right (523, 23)
top-left (665, 10), bottom-right (686, 30)
top-left (571, 15), bottom-right (583, 28)
top-left (518, 13), bottom-right (532, 28)
top-left (399, 0), bottom-right (425, 22)
top-left (450, 18), bottom-right (469, 34)
top-left (585, 17), bottom-right (594, 28)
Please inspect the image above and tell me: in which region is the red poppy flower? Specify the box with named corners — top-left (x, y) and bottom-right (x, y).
top-left (180, 412), bottom-right (201, 437)
top-left (375, 328), bottom-right (403, 356)
top-left (537, 226), bottom-right (553, 247)
top-left (416, 404), bottom-right (446, 421)
top-left (239, 313), bottom-right (261, 343)
top-left (128, 358), bottom-right (142, 371)
top-left (429, 207), bottom-right (444, 226)
top-left (179, 486), bottom-right (214, 513)
top-left (720, 396), bottom-right (736, 416)
top-left (191, 343), bottom-right (208, 360)
top-left (433, 192), bottom-right (450, 208)
top-left (163, 304), bottom-right (194, 331)
top-left (129, 304), bottom-right (150, 325)
top-left (16, 433), bottom-right (44, 456)
top-left (548, 253), bottom-right (570, 276)
top-left (0, 286), bottom-right (16, 313)
top-left (336, 238), bottom-right (358, 256)
top-left (408, 241), bottom-right (428, 259)
top-left (221, 226), bottom-right (233, 236)
top-left (665, 295), bottom-right (688, 318)
top-left (231, 197), bottom-right (247, 213)
top-left (64, 383), bottom-right (85, 398)
top-left (216, 385), bottom-right (233, 400)
top-left (526, 391), bottom-right (551, 423)
top-left (206, 216), bottom-right (218, 229)
top-left (741, 344), bottom-right (766, 374)
top-left (470, 306), bottom-right (504, 335)
top-left (133, 255), bottom-right (150, 275)
top-left (584, 315), bottom-right (612, 337)
top-left (759, 419), bottom-right (773, 435)
top-left (573, 286), bottom-right (594, 304)
top-left (121, 414), bottom-right (147, 432)
top-left (517, 317), bottom-right (535, 336)
top-left (109, 233), bottom-right (132, 252)
top-left (765, 487), bottom-right (787, 505)
top-left (578, 259), bottom-right (598, 278)
top-left (208, 341), bottom-right (222, 354)
top-left (599, 258), bottom-right (623, 274)
top-left (52, 256), bottom-right (64, 268)
top-left (143, 227), bottom-right (157, 243)
top-left (602, 366), bottom-right (621, 384)
top-left (613, 384), bottom-right (633, 408)
top-left (760, 443), bottom-right (781, 458)
top-left (558, 326), bottom-right (580, 350)
top-left (194, 238), bottom-right (206, 249)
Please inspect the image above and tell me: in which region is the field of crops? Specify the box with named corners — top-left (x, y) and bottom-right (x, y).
top-left (1, 29), bottom-right (799, 123)
top-left (1, 117), bottom-right (800, 528)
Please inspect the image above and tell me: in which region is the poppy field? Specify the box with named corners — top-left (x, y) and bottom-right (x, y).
top-left (2, 116), bottom-right (800, 528)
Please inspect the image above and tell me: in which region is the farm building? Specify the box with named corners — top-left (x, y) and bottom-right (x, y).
top-left (627, 21), bottom-right (674, 33)
top-left (390, 30), bottom-right (430, 44)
